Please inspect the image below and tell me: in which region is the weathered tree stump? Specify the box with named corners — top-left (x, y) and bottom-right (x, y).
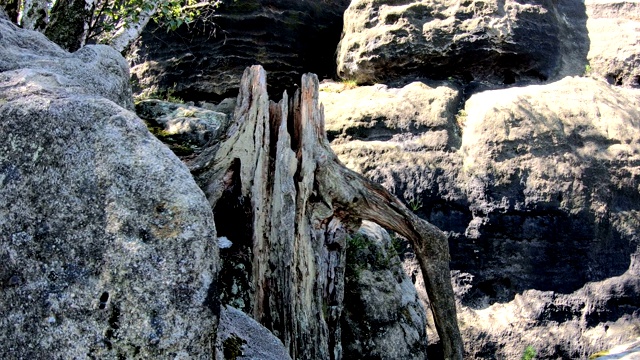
top-left (189, 65), bottom-right (464, 360)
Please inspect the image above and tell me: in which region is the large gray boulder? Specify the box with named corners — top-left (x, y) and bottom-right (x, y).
top-left (0, 19), bottom-right (219, 358)
top-left (336, 0), bottom-right (589, 85)
top-left (341, 221), bottom-right (429, 360)
top-left (0, 20), bottom-right (133, 110)
top-left (322, 76), bottom-right (640, 358)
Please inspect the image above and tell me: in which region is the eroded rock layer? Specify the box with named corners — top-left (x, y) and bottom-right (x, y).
top-left (321, 76), bottom-right (640, 358)
top-left (129, 0), bottom-right (350, 102)
top-left (336, 0), bottom-right (589, 85)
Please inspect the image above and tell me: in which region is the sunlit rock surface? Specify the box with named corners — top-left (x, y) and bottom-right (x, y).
top-left (586, 0), bottom-right (640, 87)
top-left (0, 18), bottom-right (219, 358)
top-left (322, 76), bottom-right (640, 358)
top-left (336, 0), bottom-right (589, 85)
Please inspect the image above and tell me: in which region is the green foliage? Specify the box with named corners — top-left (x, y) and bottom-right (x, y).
top-left (164, 85), bottom-right (184, 103)
top-left (521, 345), bottom-right (536, 360)
top-left (144, 120), bottom-right (196, 156)
top-left (347, 233), bottom-right (369, 254)
top-left (346, 232), bottom-right (402, 277)
top-left (134, 84), bottom-right (184, 104)
top-left (376, 244), bottom-right (400, 268)
top-left (390, 233), bottom-right (404, 256)
top-left (585, 64), bottom-right (593, 76)
top-left (407, 197), bottom-right (422, 212)
top-left (86, 0), bottom-right (222, 44)
top-left (345, 233), bottom-right (370, 278)
top-left (340, 79), bottom-right (358, 90)
top-left (455, 109), bottom-right (468, 130)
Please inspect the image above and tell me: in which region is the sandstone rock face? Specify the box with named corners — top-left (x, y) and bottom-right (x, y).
top-left (322, 76), bottom-right (640, 358)
top-left (341, 221), bottom-right (429, 360)
top-left (457, 270), bottom-right (640, 359)
top-left (457, 77), bottom-right (640, 296)
top-left (336, 0), bottom-right (589, 85)
top-left (319, 80), bottom-right (462, 202)
top-left (0, 19), bottom-right (219, 358)
top-left (586, 0), bottom-right (640, 87)
top-left (129, 0), bottom-right (350, 102)
top-left (320, 80), bottom-right (461, 150)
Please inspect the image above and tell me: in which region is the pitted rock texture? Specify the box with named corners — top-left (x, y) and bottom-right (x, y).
top-left (323, 76), bottom-right (640, 358)
top-left (129, 0), bottom-right (350, 102)
top-left (319, 79), bottom-right (462, 199)
top-left (336, 0), bottom-right (589, 85)
top-left (215, 306), bottom-right (292, 360)
top-left (0, 19), bottom-right (219, 358)
top-left (456, 268), bottom-right (640, 359)
top-left (586, 0), bottom-right (640, 87)
top-left (320, 79), bottom-right (461, 150)
top-left (453, 77), bottom-right (640, 302)
top-left (0, 20), bottom-right (133, 110)
top-left (136, 99), bottom-right (229, 154)
top-left (341, 221), bottom-right (429, 360)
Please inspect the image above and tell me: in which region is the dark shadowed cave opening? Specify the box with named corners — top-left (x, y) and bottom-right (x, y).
top-left (418, 195), bottom-right (635, 309)
top-left (213, 158), bottom-right (255, 313)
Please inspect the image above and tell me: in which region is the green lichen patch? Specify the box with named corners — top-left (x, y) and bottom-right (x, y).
top-left (345, 232), bottom-right (401, 280)
top-left (589, 350), bottom-right (610, 359)
top-left (223, 334), bottom-right (247, 360)
top-left (143, 120), bottom-right (196, 156)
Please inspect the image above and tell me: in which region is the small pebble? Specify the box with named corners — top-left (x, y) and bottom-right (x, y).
top-left (218, 236), bottom-right (233, 249)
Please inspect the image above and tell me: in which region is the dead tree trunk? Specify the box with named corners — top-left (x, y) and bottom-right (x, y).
top-left (189, 65), bottom-right (464, 360)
